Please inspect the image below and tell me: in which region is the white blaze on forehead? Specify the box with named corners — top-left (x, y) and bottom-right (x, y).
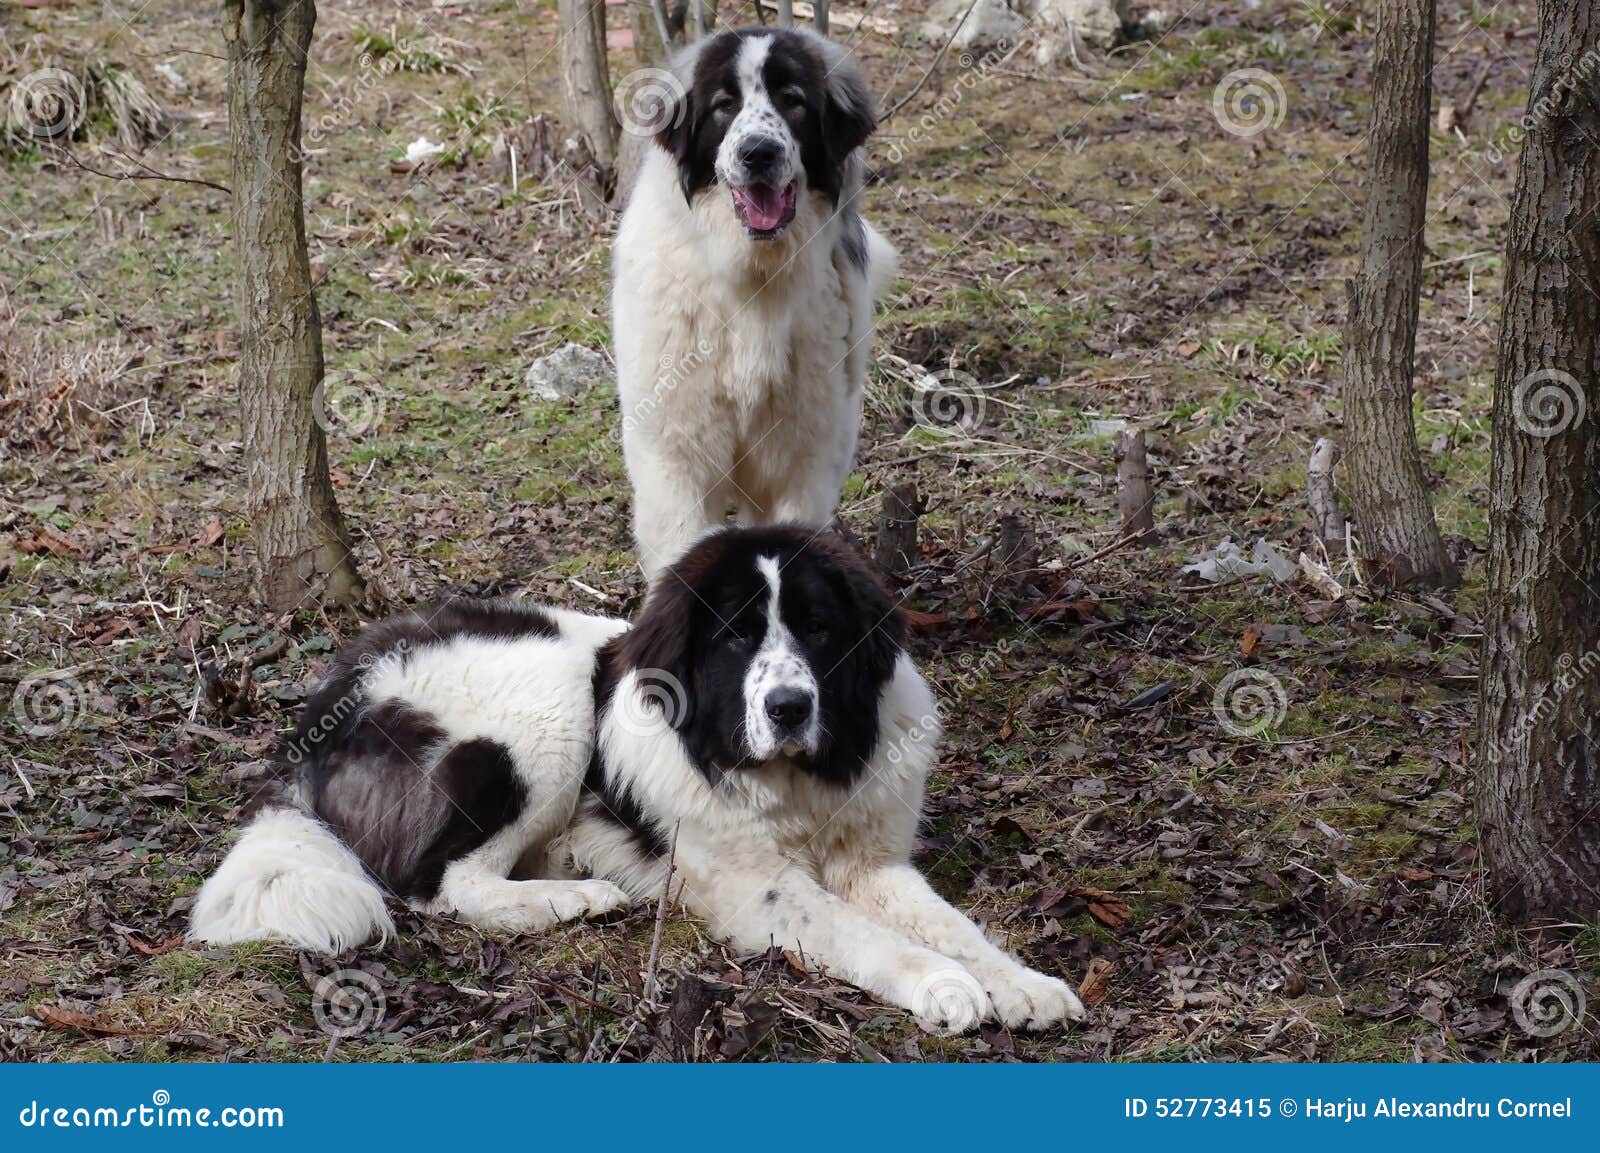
top-left (737, 35), bottom-right (774, 97)
top-left (743, 554), bottom-right (821, 758)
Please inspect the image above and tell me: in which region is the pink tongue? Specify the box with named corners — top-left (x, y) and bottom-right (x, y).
top-left (739, 184), bottom-right (786, 231)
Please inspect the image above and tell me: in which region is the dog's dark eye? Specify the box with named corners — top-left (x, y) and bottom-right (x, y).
top-left (719, 622), bottom-right (757, 648)
top-left (711, 91), bottom-right (737, 117)
top-left (777, 86), bottom-right (807, 113)
top-left (802, 618), bottom-right (830, 644)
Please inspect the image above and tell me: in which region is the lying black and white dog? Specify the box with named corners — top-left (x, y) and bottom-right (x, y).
top-left (191, 527), bottom-right (1083, 1032)
top-left (613, 27), bottom-right (898, 576)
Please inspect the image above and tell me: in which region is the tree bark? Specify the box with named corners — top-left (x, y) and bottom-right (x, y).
top-left (559, 0), bottom-right (619, 182)
top-left (876, 483), bottom-right (922, 574)
top-left (1340, 0), bottom-right (1458, 589)
top-left (1474, 0), bottom-right (1600, 922)
top-left (1114, 428), bottom-right (1155, 545)
top-left (1307, 437), bottom-right (1347, 557)
top-left (222, 0), bottom-right (363, 612)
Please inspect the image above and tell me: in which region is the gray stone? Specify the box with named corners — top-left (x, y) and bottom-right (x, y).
top-left (524, 342), bottom-right (611, 402)
top-left (917, 0), bottom-right (1027, 52)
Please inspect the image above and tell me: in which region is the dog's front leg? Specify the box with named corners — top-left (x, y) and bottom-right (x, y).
top-left (835, 863), bottom-right (1085, 1030)
top-left (674, 846), bottom-right (991, 1033)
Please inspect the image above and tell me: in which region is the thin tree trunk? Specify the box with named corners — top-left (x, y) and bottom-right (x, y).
top-left (814, 0), bottom-right (830, 35)
top-left (630, 0), bottom-right (674, 66)
top-left (1340, 0), bottom-right (1457, 589)
top-left (1474, 0), bottom-right (1600, 922)
top-left (779, 0), bottom-right (794, 27)
top-left (559, 0), bottom-right (619, 178)
top-left (222, 0), bottom-right (363, 612)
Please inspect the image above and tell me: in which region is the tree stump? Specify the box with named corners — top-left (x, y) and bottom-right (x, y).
top-left (1307, 437), bottom-right (1347, 557)
top-left (996, 513), bottom-right (1039, 588)
top-left (1114, 428), bottom-right (1156, 545)
top-left (875, 483), bottom-right (922, 575)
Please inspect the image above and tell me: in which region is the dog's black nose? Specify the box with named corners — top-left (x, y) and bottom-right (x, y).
top-left (765, 687), bottom-right (812, 732)
top-left (737, 136), bottom-right (783, 172)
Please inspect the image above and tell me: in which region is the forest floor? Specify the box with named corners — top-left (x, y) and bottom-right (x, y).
top-left (3, 0), bottom-right (1597, 1062)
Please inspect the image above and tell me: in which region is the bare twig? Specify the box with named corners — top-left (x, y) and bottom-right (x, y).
top-left (880, 0), bottom-right (980, 125)
top-left (641, 820), bottom-right (680, 1006)
top-left (54, 147), bottom-right (231, 195)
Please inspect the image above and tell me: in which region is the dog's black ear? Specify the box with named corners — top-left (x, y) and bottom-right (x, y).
top-left (822, 62), bottom-right (876, 169)
top-left (620, 552), bottom-right (713, 732)
top-left (655, 86), bottom-right (698, 204)
top-left (831, 539), bottom-right (902, 689)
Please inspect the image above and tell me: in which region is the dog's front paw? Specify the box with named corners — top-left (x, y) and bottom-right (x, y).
top-left (983, 965), bottom-right (1086, 1031)
top-left (904, 958), bottom-right (992, 1034)
top-left (552, 879), bottom-right (633, 922)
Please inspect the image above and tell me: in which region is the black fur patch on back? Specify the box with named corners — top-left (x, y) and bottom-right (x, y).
top-left (282, 598), bottom-right (557, 771)
top-left (278, 598), bottom-right (554, 901)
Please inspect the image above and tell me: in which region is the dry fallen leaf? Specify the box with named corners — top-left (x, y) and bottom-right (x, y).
top-left (1072, 885), bottom-right (1133, 929)
top-left (121, 930), bottom-right (186, 956)
top-left (1241, 624), bottom-right (1262, 657)
top-left (199, 516), bottom-right (224, 546)
top-left (33, 1004), bottom-right (140, 1036)
top-left (18, 523), bottom-right (85, 558)
top-left (1077, 956), bottom-right (1116, 1007)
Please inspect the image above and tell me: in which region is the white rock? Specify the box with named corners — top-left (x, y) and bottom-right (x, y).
top-left (1030, 0), bottom-right (1129, 57)
top-left (524, 343), bottom-right (611, 402)
top-left (917, 0), bottom-right (1027, 52)
top-left (404, 137), bottom-right (446, 166)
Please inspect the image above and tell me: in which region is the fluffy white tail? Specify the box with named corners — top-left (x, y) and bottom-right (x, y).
top-left (864, 221), bottom-right (899, 303)
top-left (189, 807), bottom-right (393, 954)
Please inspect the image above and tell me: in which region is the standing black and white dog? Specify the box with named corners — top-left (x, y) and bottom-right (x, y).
top-left (613, 28), bottom-right (898, 576)
top-left (191, 527), bottom-right (1084, 1033)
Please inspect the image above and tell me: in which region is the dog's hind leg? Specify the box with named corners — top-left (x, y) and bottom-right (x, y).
top-left (434, 852), bottom-right (632, 935)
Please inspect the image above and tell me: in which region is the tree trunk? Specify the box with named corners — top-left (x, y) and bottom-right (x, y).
top-left (559, 0), bottom-right (619, 180)
top-left (1340, 0), bottom-right (1457, 589)
top-left (629, 0), bottom-right (674, 66)
top-left (1474, 0), bottom-right (1600, 922)
top-left (222, 0), bottom-right (363, 612)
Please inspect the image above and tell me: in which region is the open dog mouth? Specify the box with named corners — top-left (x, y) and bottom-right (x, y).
top-left (730, 181), bottom-right (798, 238)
